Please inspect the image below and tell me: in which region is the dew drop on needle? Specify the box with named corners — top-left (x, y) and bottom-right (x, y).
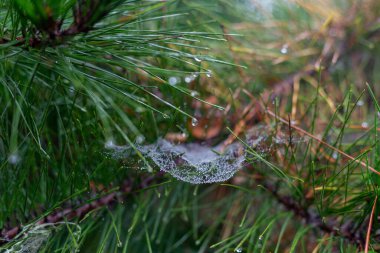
top-left (191, 118), bottom-right (199, 127)
top-left (8, 152), bottom-right (21, 165)
top-left (105, 139), bottom-right (115, 149)
top-left (190, 91), bottom-right (198, 97)
top-left (192, 73), bottom-right (199, 79)
top-left (194, 56), bottom-right (202, 62)
top-left (135, 135), bottom-right (145, 144)
top-left (168, 76), bottom-right (178, 85)
top-left (280, 44), bottom-right (288, 54)
top-left (185, 76), bottom-right (192, 83)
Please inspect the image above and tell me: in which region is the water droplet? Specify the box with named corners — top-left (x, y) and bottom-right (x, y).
top-left (191, 118), bottom-right (199, 127)
top-left (258, 235), bottom-right (263, 240)
top-left (192, 73), bottom-right (199, 79)
top-left (8, 152), bottom-right (20, 165)
top-left (195, 240), bottom-right (201, 245)
top-left (185, 76), bottom-right (192, 83)
top-left (163, 114), bottom-right (170, 119)
top-left (280, 44), bottom-right (288, 54)
top-left (206, 70), bottom-right (212, 78)
top-left (194, 56), bottom-right (202, 62)
top-left (361, 122), bottom-right (369, 128)
top-left (69, 86), bottom-right (75, 95)
top-left (105, 139), bottom-right (116, 149)
top-left (168, 76), bottom-right (178, 86)
top-left (357, 100), bottom-right (364, 106)
top-left (332, 152), bottom-right (338, 159)
top-left (117, 241), bottom-right (122, 248)
top-left (190, 91), bottom-right (198, 97)
top-left (235, 247), bottom-right (243, 253)
top-left (136, 135), bottom-right (145, 144)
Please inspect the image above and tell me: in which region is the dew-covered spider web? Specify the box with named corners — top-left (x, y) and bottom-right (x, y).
top-left (1, 222), bottom-right (81, 253)
top-left (105, 124), bottom-right (307, 184)
top-left (138, 139), bottom-right (245, 184)
top-left (105, 138), bottom-right (245, 184)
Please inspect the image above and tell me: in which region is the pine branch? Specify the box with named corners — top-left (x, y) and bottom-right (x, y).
top-left (252, 168), bottom-right (365, 248)
top-left (261, 6), bottom-right (380, 102)
top-left (1, 1), bottom-right (379, 251)
top-left (0, 0), bottom-right (119, 48)
top-left (0, 173), bottom-right (162, 245)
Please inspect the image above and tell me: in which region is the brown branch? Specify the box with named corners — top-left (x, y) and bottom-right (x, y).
top-left (247, 167), bottom-right (365, 248)
top-left (365, 196), bottom-right (378, 253)
top-left (0, 173), bottom-right (162, 245)
top-left (0, 0), bottom-right (110, 48)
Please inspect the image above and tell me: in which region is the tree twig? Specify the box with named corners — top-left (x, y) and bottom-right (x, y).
top-left (365, 196), bottom-right (378, 253)
top-left (247, 167), bottom-right (365, 248)
top-left (0, 0), bottom-right (110, 48)
top-left (0, 173), bottom-right (161, 245)
top-left (266, 109), bottom-right (380, 175)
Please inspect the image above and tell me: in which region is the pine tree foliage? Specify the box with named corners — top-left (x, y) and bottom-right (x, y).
top-left (0, 0), bottom-right (380, 252)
